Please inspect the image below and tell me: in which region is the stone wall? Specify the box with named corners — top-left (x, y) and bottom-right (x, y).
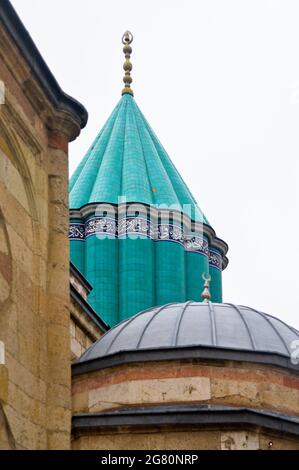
top-left (0, 4), bottom-right (85, 449)
top-left (70, 265), bottom-right (107, 361)
top-left (72, 428), bottom-right (299, 451)
top-left (70, 299), bottom-right (105, 361)
top-left (72, 360), bottom-right (299, 416)
top-left (72, 358), bottom-right (299, 450)
top-left (70, 318), bottom-right (94, 362)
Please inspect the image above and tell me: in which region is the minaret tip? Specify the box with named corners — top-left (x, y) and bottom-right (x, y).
top-left (201, 273), bottom-right (211, 303)
top-left (122, 31), bottom-right (134, 96)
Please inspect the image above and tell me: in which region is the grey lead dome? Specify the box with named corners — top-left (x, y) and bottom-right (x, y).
top-left (77, 302), bottom-right (299, 365)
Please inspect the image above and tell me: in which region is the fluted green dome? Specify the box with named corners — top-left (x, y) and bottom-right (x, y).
top-left (70, 94), bottom-right (207, 223)
top-left (69, 93), bottom-right (228, 327)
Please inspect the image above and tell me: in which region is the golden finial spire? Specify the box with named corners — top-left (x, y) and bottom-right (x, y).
top-left (122, 31), bottom-right (134, 96)
top-left (201, 273), bottom-right (211, 303)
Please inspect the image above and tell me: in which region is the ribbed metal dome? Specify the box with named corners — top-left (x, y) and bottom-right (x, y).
top-left (77, 302), bottom-right (299, 365)
top-left (69, 94), bottom-right (207, 222)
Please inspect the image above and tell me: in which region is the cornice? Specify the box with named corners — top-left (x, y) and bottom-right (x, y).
top-left (69, 202), bottom-right (229, 265)
top-left (1, 92), bottom-right (43, 155)
top-left (70, 284), bottom-right (110, 334)
top-left (72, 344), bottom-right (299, 376)
top-left (70, 262), bottom-right (93, 295)
top-left (72, 404), bottom-right (299, 438)
top-left (0, 0), bottom-right (88, 141)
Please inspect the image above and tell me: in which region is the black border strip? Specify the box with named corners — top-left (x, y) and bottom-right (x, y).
top-left (72, 344), bottom-right (299, 375)
top-left (72, 404), bottom-right (299, 437)
top-left (0, 0), bottom-right (88, 129)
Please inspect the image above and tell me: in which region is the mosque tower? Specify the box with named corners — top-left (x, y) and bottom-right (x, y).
top-left (69, 31), bottom-right (228, 326)
top-left (70, 31), bottom-right (299, 451)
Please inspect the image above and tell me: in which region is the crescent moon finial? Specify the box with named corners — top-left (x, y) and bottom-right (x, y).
top-left (202, 273), bottom-right (211, 283)
top-left (122, 31), bottom-right (133, 45)
top-left (201, 273), bottom-right (211, 302)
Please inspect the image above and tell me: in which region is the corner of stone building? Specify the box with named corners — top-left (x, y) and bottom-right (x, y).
top-left (45, 129), bottom-right (80, 449)
top-left (0, 3), bottom-right (87, 447)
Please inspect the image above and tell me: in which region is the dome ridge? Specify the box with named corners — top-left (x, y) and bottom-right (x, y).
top-left (247, 306), bottom-right (290, 355)
top-left (75, 302), bottom-right (299, 370)
top-left (133, 100), bottom-right (203, 217)
top-left (70, 99), bottom-right (125, 208)
top-left (89, 97), bottom-right (129, 203)
top-left (129, 99), bottom-right (154, 206)
top-left (207, 301), bottom-right (217, 346)
top-left (225, 303), bottom-right (256, 350)
top-left (173, 301), bottom-right (193, 347)
top-left (104, 303), bottom-right (161, 355)
top-left (134, 109), bottom-right (179, 206)
top-left (69, 93), bottom-right (207, 221)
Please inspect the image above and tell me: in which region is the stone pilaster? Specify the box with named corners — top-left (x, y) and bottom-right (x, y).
top-left (46, 131), bottom-right (71, 449)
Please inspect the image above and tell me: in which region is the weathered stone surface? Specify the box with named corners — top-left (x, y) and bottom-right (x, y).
top-left (221, 431), bottom-right (259, 450)
top-left (72, 426), bottom-right (299, 451)
top-left (72, 430), bottom-right (221, 450)
top-left (69, 294), bottom-right (104, 361)
top-left (73, 360), bottom-right (299, 417)
top-left (72, 358), bottom-right (299, 449)
top-left (0, 17), bottom-right (84, 449)
top-left (87, 377), bottom-right (211, 413)
top-left (0, 403), bottom-right (15, 450)
top-left (259, 432), bottom-right (299, 450)
top-left (72, 390), bottom-right (89, 413)
top-left (0, 365), bottom-right (8, 402)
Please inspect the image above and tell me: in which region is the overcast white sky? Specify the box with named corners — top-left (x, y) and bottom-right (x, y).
top-left (11, 0), bottom-right (299, 329)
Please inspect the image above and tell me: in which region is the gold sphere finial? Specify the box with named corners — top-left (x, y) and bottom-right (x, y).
top-left (201, 273), bottom-right (211, 303)
top-left (122, 31), bottom-right (134, 96)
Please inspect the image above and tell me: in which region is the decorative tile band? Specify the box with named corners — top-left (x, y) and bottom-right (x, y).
top-left (69, 223), bottom-right (85, 240)
top-left (69, 217), bottom-right (218, 263)
top-left (209, 250), bottom-right (222, 270)
top-left (185, 236), bottom-right (209, 255)
top-left (85, 217), bottom-right (117, 238)
top-left (118, 217), bottom-right (154, 238)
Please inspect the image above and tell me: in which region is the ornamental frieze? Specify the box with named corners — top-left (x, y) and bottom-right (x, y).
top-left (209, 250), bottom-right (222, 270)
top-left (69, 217), bottom-right (222, 266)
top-left (118, 217), bottom-right (154, 237)
top-left (158, 224), bottom-right (184, 244)
top-left (185, 236), bottom-right (209, 254)
top-left (69, 223), bottom-right (85, 240)
top-left (85, 217), bottom-right (117, 237)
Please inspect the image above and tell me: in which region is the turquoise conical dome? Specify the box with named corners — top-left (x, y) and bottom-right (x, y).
top-left (69, 93), bottom-right (228, 327)
top-left (70, 94), bottom-right (207, 223)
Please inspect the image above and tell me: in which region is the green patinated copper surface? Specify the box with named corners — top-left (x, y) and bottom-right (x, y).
top-left (70, 94), bottom-right (224, 326)
top-left (70, 94), bottom-right (208, 222)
